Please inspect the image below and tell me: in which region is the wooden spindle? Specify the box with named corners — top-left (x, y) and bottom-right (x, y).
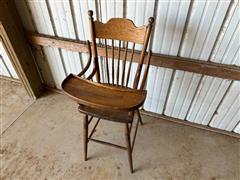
top-left (112, 39), bottom-right (115, 85)
top-left (125, 43), bottom-right (135, 87)
top-left (104, 39), bottom-right (110, 84)
top-left (133, 17), bottom-right (154, 89)
top-left (121, 42), bottom-right (128, 87)
top-left (117, 41), bottom-right (121, 86)
top-left (140, 50), bottom-right (152, 90)
top-left (88, 10), bottom-right (100, 82)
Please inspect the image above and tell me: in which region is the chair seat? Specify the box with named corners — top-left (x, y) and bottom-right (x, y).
top-left (78, 104), bottom-right (134, 123)
top-left (61, 74), bottom-right (147, 112)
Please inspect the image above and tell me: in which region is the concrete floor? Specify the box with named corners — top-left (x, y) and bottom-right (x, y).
top-left (0, 79), bottom-right (33, 134)
top-left (0, 81), bottom-right (239, 179)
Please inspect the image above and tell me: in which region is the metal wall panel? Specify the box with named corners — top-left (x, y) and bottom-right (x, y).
top-left (186, 1), bottom-right (239, 126)
top-left (23, 1), bottom-right (66, 89)
top-left (186, 77), bottom-right (231, 125)
top-left (15, 0), bottom-right (240, 134)
top-left (164, 0), bottom-right (231, 120)
top-left (210, 81), bottom-right (240, 131)
top-left (0, 59), bottom-right (10, 77)
top-left (48, 0), bottom-right (82, 75)
top-left (0, 42), bottom-right (19, 79)
top-left (234, 122), bottom-right (240, 134)
top-left (144, 0), bottom-right (190, 113)
top-left (211, 1), bottom-right (240, 66)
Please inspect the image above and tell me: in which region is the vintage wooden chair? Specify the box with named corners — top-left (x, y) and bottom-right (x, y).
top-left (62, 10), bottom-right (154, 173)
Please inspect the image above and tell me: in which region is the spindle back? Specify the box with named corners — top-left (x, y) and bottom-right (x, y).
top-left (88, 10), bottom-right (154, 90)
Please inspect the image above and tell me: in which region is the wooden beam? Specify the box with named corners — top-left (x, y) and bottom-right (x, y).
top-left (141, 110), bottom-right (240, 139)
top-left (27, 34), bottom-right (240, 81)
top-left (27, 33), bottom-right (89, 53)
top-left (0, 1), bottom-right (43, 99)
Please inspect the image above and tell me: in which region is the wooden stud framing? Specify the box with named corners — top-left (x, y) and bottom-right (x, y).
top-left (0, 1), bottom-right (43, 98)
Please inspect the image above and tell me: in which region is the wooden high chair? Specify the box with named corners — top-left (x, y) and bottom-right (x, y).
top-left (62, 10), bottom-right (154, 173)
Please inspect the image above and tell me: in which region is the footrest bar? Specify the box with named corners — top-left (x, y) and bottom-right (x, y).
top-left (89, 138), bottom-right (127, 150)
top-left (88, 118), bottom-right (101, 140)
top-left (88, 116), bottom-right (94, 125)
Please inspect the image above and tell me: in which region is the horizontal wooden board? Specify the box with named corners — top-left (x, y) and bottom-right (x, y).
top-left (28, 33), bottom-right (240, 81)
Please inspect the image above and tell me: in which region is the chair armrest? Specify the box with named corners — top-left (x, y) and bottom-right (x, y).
top-left (78, 40), bottom-right (92, 77)
top-left (87, 65), bottom-right (97, 80)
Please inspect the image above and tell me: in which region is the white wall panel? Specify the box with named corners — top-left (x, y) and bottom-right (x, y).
top-left (186, 77), bottom-right (231, 125)
top-left (100, 0), bottom-right (123, 22)
top-left (210, 81), bottom-right (240, 131)
top-left (25, 1), bottom-right (66, 89)
top-left (127, 0), bottom-right (152, 26)
top-left (71, 0), bottom-right (96, 41)
top-left (144, 0), bottom-right (190, 113)
top-left (211, 1), bottom-right (240, 66)
top-left (234, 122), bottom-right (240, 134)
top-left (165, 0), bottom-right (231, 120)
top-left (48, 0), bottom-right (82, 75)
top-left (0, 60), bottom-right (10, 77)
top-left (185, 1), bottom-right (238, 126)
top-left (0, 42), bottom-right (18, 79)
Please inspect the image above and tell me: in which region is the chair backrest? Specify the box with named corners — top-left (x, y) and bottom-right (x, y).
top-left (88, 10), bottom-right (154, 90)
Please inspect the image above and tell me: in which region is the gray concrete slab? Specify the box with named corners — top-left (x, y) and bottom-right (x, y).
top-left (1, 91), bottom-right (239, 179)
top-left (0, 79), bottom-right (33, 134)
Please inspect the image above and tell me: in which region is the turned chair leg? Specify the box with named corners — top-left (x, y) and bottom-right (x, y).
top-left (83, 114), bottom-right (88, 161)
top-left (137, 110), bottom-right (143, 125)
top-left (125, 123), bottom-right (133, 173)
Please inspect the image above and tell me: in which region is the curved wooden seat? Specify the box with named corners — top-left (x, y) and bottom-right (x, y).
top-left (77, 104), bottom-right (134, 123)
top-left (62, 74), bottom-right (147, 112)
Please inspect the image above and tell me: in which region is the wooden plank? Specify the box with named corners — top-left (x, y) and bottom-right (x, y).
top-left (27, 34), bottom-right (240, 81)
top-left (27, 34), bottom-right (89, 53)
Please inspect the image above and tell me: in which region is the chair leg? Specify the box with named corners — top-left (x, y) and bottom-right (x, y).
top-left (83, 114), bottom-right (88, 161)
top-left (137, 110), bottom-right (143, 125)
top-left (125, 123), bottom-right (133, 173)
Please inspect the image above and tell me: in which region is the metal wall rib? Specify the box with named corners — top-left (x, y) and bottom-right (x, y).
top-left (15, 0), bottom-right (240, 134)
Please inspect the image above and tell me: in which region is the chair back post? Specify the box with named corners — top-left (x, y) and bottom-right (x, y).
top-left (88, 10), bottom-right (100, 82)
top-left (133, 17), bottom-right (154, 89)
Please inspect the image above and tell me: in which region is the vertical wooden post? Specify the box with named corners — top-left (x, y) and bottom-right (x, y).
top-left (0, 1), bottom-right (43, 98)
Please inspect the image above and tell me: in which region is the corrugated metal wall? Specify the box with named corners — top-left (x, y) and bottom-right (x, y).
top-left (15, 0), bottom-right (240, 134)
top-left (0, 41), bottom-right (19, 79)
